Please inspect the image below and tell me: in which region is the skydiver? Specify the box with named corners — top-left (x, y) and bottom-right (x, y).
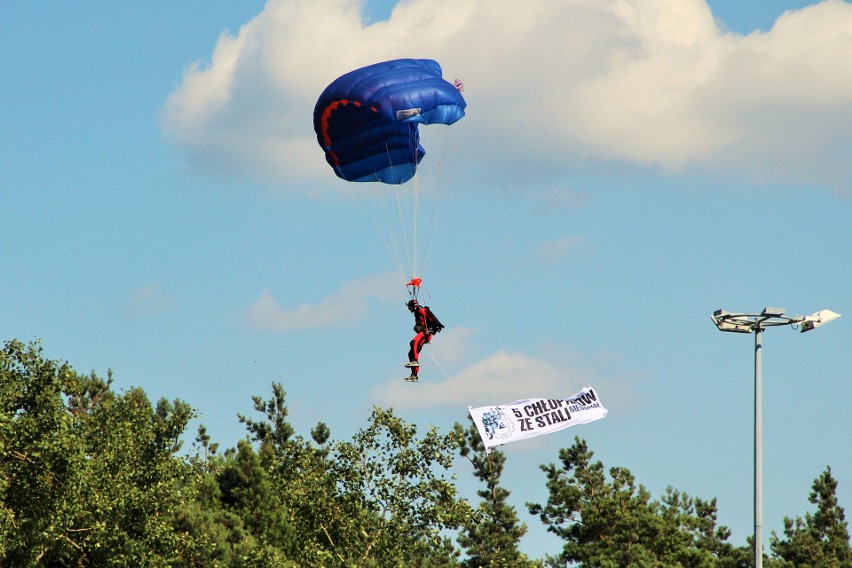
top-left (403, 299), bottom-right (444, 382)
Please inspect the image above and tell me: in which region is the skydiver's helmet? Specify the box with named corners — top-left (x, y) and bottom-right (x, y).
top-left (406, 299), bottom-right (419, 311)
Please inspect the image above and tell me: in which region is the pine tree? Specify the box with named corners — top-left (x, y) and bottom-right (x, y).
top-left (770, 466), bottom-right (852, 567)
top-left (456, 421), bottom-right (539, 567)
top-left (529, 436), bottom-right (748, 567)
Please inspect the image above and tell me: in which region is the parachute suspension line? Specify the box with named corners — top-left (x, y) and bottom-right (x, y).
top-left (365, 138), bottom-right (407, 282)
top-left (389, 139), bottom-right (417, 284)
top-left (405, 126), bottom-right (423, 284)
top-left (381, 158), bottom-right (411, 282)
top-left (353, 156), bottom-right (408, 285)
top-left (343, 129), bottom-right (456, 300)
top-left (417, 125), bottom-right (452, 279)
top-left (352, 126), bottom-right (453, 304)
top-left (411, 162), bottom-right (421, 280)
top-left (359, 138), bottom-right (428, 293)
top-left (383, 127), bottom-right (428, 287)
top-left (404, 124), bottom-right (449, 284)
top-left (398, 176), bottom-right (417, 281)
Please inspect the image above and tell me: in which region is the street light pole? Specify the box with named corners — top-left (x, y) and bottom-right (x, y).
top-left (753, 326), bottom-right (762, 568)
top-left (710, 307), bottom-right (840, 568)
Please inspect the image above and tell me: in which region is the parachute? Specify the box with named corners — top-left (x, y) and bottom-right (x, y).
top-left (313, 59), bottom-right (466, 298)
top-left (313, 59), bottom-right (466, 184)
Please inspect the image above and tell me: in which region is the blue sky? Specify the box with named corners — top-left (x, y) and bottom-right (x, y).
top-left (2, 0), bottom-right (850, 558)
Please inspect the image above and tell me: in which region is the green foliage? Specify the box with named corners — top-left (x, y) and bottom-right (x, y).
top-left (237, 382), bottom-right (295, 449)
top-left (227, 383), bottom-right (472, 566)
top-left (234, 382), bottom-right (342, 565)
top-left (170, 457), bottom-right (236, 566)
top-left (2, 340), bottom-right (848, 567)
top-left (528, 436), bottom-right (750, 567)
top-left (331, 406), bottom-right (472, 565)
top-left (0, 338), bottom-right (78, 564)
top-left (770, 466), bottom-right (852, 567)
top-left (217, 440), bottom-right (297, 553)
top-left (0, 338), bottom-right (198, 565)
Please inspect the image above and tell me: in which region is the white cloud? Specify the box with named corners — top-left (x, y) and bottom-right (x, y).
top-left (245, 272), bottom-right (398, 331)
top-left (161, 0), bottom-right (852, 193)
top-left (124, 284), bottom-right (171, 318)
top-left (537, 235), bottom-right (584, 263)
top-left (427, 325), bottom-right (481, 369)
top-left (531, 187), bottom-right (589, 214)
top-left (372, 350), bottom-right (578, 408)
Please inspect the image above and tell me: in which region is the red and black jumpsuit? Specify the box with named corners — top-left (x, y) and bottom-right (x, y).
top-left (408, 305), bottom-right (432, 377)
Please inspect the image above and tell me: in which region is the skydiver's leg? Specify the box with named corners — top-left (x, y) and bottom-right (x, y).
top-left (408, 337), bottom-right (417, 362)
top-left (405, 335), bottom-right (424, 381)
top-left (408, 332), bottom-right (426, 366)
top-left (412, 333), bottom-right (427, 360)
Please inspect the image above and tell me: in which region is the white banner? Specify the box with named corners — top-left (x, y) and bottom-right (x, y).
top-left (468, 385), bottom-right (607, 450)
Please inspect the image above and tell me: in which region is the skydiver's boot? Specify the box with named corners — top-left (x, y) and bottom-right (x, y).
top-left (404, 374), bottom-right (419, 382)
top-left (404, 361), bottom-right (420, 368)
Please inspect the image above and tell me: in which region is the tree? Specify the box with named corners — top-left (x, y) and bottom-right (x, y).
top-left (233, 382), bottom-right (343, 565)
top-left (528, 436), bottom-right (747, 567)
top-left (770, 466), bottom-right (852, 567)
top-left (229, 384), bottom-right (473, 566)
top-left (170, 440), bottom-right (237, 567)
top-left (455, 420), bottom-right (539, 567)
top-left (330, 407), bottom-right (472, 566)
top-left (215, 440), bottom-right (298, 566)
top-left (0, 338), bottom-right (199, 565)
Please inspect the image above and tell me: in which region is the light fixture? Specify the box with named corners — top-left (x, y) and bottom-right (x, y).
top-left (710, 306), bottom-right (840, 568)
top-left (800, 309), bottom-right (841, 333)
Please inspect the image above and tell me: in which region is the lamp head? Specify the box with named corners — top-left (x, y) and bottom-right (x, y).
top-left (712, 309), bottom-right (754, 333)
top-left (800, 309), bottom-right (841, 333)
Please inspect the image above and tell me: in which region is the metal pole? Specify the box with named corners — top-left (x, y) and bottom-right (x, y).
top-left (754, 326), bottom-right (763, 568)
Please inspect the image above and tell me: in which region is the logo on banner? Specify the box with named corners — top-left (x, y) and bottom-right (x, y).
top-left (481, 408), bottom-right (514, 442)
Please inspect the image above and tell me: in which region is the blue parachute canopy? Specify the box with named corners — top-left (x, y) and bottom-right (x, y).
top-left (313, 59), bottom-right (466, 184)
